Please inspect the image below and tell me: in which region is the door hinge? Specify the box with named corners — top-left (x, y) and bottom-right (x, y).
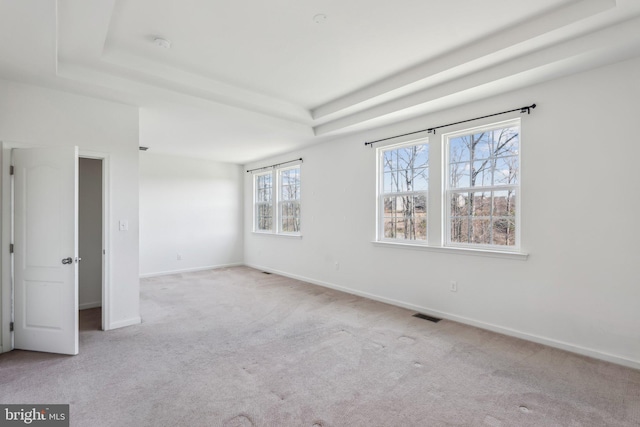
top-left (10, 322), bottom-right (14, 332)
top-left (9, 243), bottom-right (14, 254)
top-left (9, 165), bottom-right (14, 175)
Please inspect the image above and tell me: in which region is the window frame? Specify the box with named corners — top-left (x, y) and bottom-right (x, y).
top-left (376, 138), bottom-right (429, 244)
top-left (252, 164), bottom-right (301, 236)
top-left (253, 171), bottom-right (273, 233)
top-left (443, 119), bottom-right (521, 252)
top-left (277, 165), bottom-right (301, 235)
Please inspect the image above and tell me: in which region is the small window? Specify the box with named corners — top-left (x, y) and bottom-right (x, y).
top-left (253, 165), bottom-right (301, 235)
top-left (378, 140), bottom-right (429, 242)
top-left (445, 121), bottom-right (520, 249)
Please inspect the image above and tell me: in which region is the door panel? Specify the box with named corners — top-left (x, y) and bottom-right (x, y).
top-left (13, 146), bottom-right (78, 355)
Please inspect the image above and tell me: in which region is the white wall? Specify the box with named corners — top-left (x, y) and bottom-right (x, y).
top-left (244, 56), bottom-right (640, 369)
top-left (0, 79), bottom-right (140, 347)
top-left (139, 152), bottom-right (243, 277)
top-left (79, 157), bottom-right (102, 310)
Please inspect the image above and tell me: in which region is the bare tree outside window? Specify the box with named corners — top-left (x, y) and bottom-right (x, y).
top-left (380, 142), bottom-right (428, 241)
top-left (448, 124), bottom-right (519, 247)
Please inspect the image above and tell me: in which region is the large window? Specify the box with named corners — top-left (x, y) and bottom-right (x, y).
top-left (376, 119), bottom-right (521, 253)
top-left (253, 165), bottom-right (301, 235)
top-left (378, 141), bottom-right (429, 242)
top-left (445, 121), bottom-right (519, 249)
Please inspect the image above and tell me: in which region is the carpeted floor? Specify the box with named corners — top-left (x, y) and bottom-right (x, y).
top-left (0, 266), bottom-right (639, 426)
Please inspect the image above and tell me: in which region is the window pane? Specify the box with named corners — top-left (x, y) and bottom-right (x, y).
top-left (450, 137), bottom-right (471, 162)
top-left (450, 217), bottom-right (470, 243)
top-left (471, 192), bottom-right (491, 217)
top-left (471, 219), bottom-right (491, 244)
top-left (449, 162), bottom-right (470, 188)
top-left (383, 150), bottom-right (396, 173)
top-left (492, 218), bottom-right (516, 246)
top-left (413, 168), bottom-right (428, 191)
top-left (256, 204), bottom-right (272, 231)
top-left (382, 143), bottom-right (428, 194)
top-left (280, 201), bottom-right (300, 233)
top-left (383, 172), bottom-right (394, 193)
top-left (472, 132), bottom-right (491, 160)
top-left (494, 156), bottom-right (518, 185)
top-left (473, 160), bottom-right (492, 187)
top-left (383, 195), bottom-right (426, 240)
top-left (450, 192), bottom-right (470, 217)
top-left (496, 127), bottom-right (519, 155)
top-left (493, 191), bottom-right (516, 217)
top-left (280, 168), bottom-right (300, 201)
top-left (414, 146), bottom-right (429, 168)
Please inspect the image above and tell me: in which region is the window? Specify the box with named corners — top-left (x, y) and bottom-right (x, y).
top-left (253, 165), bottom-right (301, 235)
top-left (378, 141), bottom-right (429, 242)
top-left (376, 118), bottom-right (521, 254)
top-left (278, 166), bottom-right (301, 233)
top-left (445, 121), bottom-right (519, 249)
top-left (254, 172), bottom-right (273, 232)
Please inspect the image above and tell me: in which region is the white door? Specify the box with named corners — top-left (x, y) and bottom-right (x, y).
top-left (13, 146), bottom-right (79, 355)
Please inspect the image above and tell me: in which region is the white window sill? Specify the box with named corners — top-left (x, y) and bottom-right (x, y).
top-left (371, 241), bottom-right (528, 260)
top-left (252, 231), bottom-right (302, 239)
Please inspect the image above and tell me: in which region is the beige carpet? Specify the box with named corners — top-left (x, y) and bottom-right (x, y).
top-left (0, 266), bottom-right (639, 426)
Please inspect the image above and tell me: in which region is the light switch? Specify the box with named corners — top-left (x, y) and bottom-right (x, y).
top-left (119, 220), bottom-right (128, 231)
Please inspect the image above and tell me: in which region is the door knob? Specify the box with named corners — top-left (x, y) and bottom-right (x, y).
top-left (61, 257), bottom-right (73, 265)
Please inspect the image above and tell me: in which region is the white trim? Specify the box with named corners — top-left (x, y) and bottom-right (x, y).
top-left (79, 301), bottom-right (102, 310)
top-left (251, 232), bottom-right (302, 239)
top-left (244, 263), bottom-right (638, 370)
top-left (139, 263), bottom-right (243, 279)
top-left (372, 241), bottom-right (528, 260)
top-left (107, 317), bottom-right (141, 330)
top-left (0, 142), bottom-right (13, 353)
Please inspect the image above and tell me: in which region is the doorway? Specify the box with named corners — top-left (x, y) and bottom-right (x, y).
top-left (0, 144), bottom-right (111, 354)
top-left (79, 157), bottom-right (103, 331)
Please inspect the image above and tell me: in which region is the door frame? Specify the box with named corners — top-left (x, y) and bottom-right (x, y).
top-left (79, 150), bottom-right (111, 331)
top-left (0, 142), bottom-right (112, 353)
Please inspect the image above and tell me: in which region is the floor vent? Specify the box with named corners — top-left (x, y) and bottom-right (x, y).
top-left (262, 271), bottom-right (272, 275)
top-left (413, 313), bottom-right (442, 323)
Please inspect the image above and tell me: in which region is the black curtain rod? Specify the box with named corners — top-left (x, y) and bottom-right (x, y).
top-left (364, 103), bottom-right (536, 147)
top-left (246, 158), bottom-right (303, 173)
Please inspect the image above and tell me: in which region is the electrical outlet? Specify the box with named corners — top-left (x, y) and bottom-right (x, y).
top-left (450, 281), bottom-right (457, 292)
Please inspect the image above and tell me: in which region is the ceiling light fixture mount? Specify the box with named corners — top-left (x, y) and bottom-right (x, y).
top-left (313, 14), bottom-right (327, 24)
top-left (153, 37), bottom-right (171, 49)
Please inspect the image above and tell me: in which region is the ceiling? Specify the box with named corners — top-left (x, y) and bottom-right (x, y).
top-left (1, 0), bottom-right (640, 164)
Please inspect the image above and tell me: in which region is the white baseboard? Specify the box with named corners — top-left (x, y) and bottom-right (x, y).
top-left (79, 301), bottom-right (102, 310)
top-left (245, 263), bottom-right (640, 371)
top-left (106, 316), bottom-right (141, 330)
top-left (139, 263), bottom-right (243, 279)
